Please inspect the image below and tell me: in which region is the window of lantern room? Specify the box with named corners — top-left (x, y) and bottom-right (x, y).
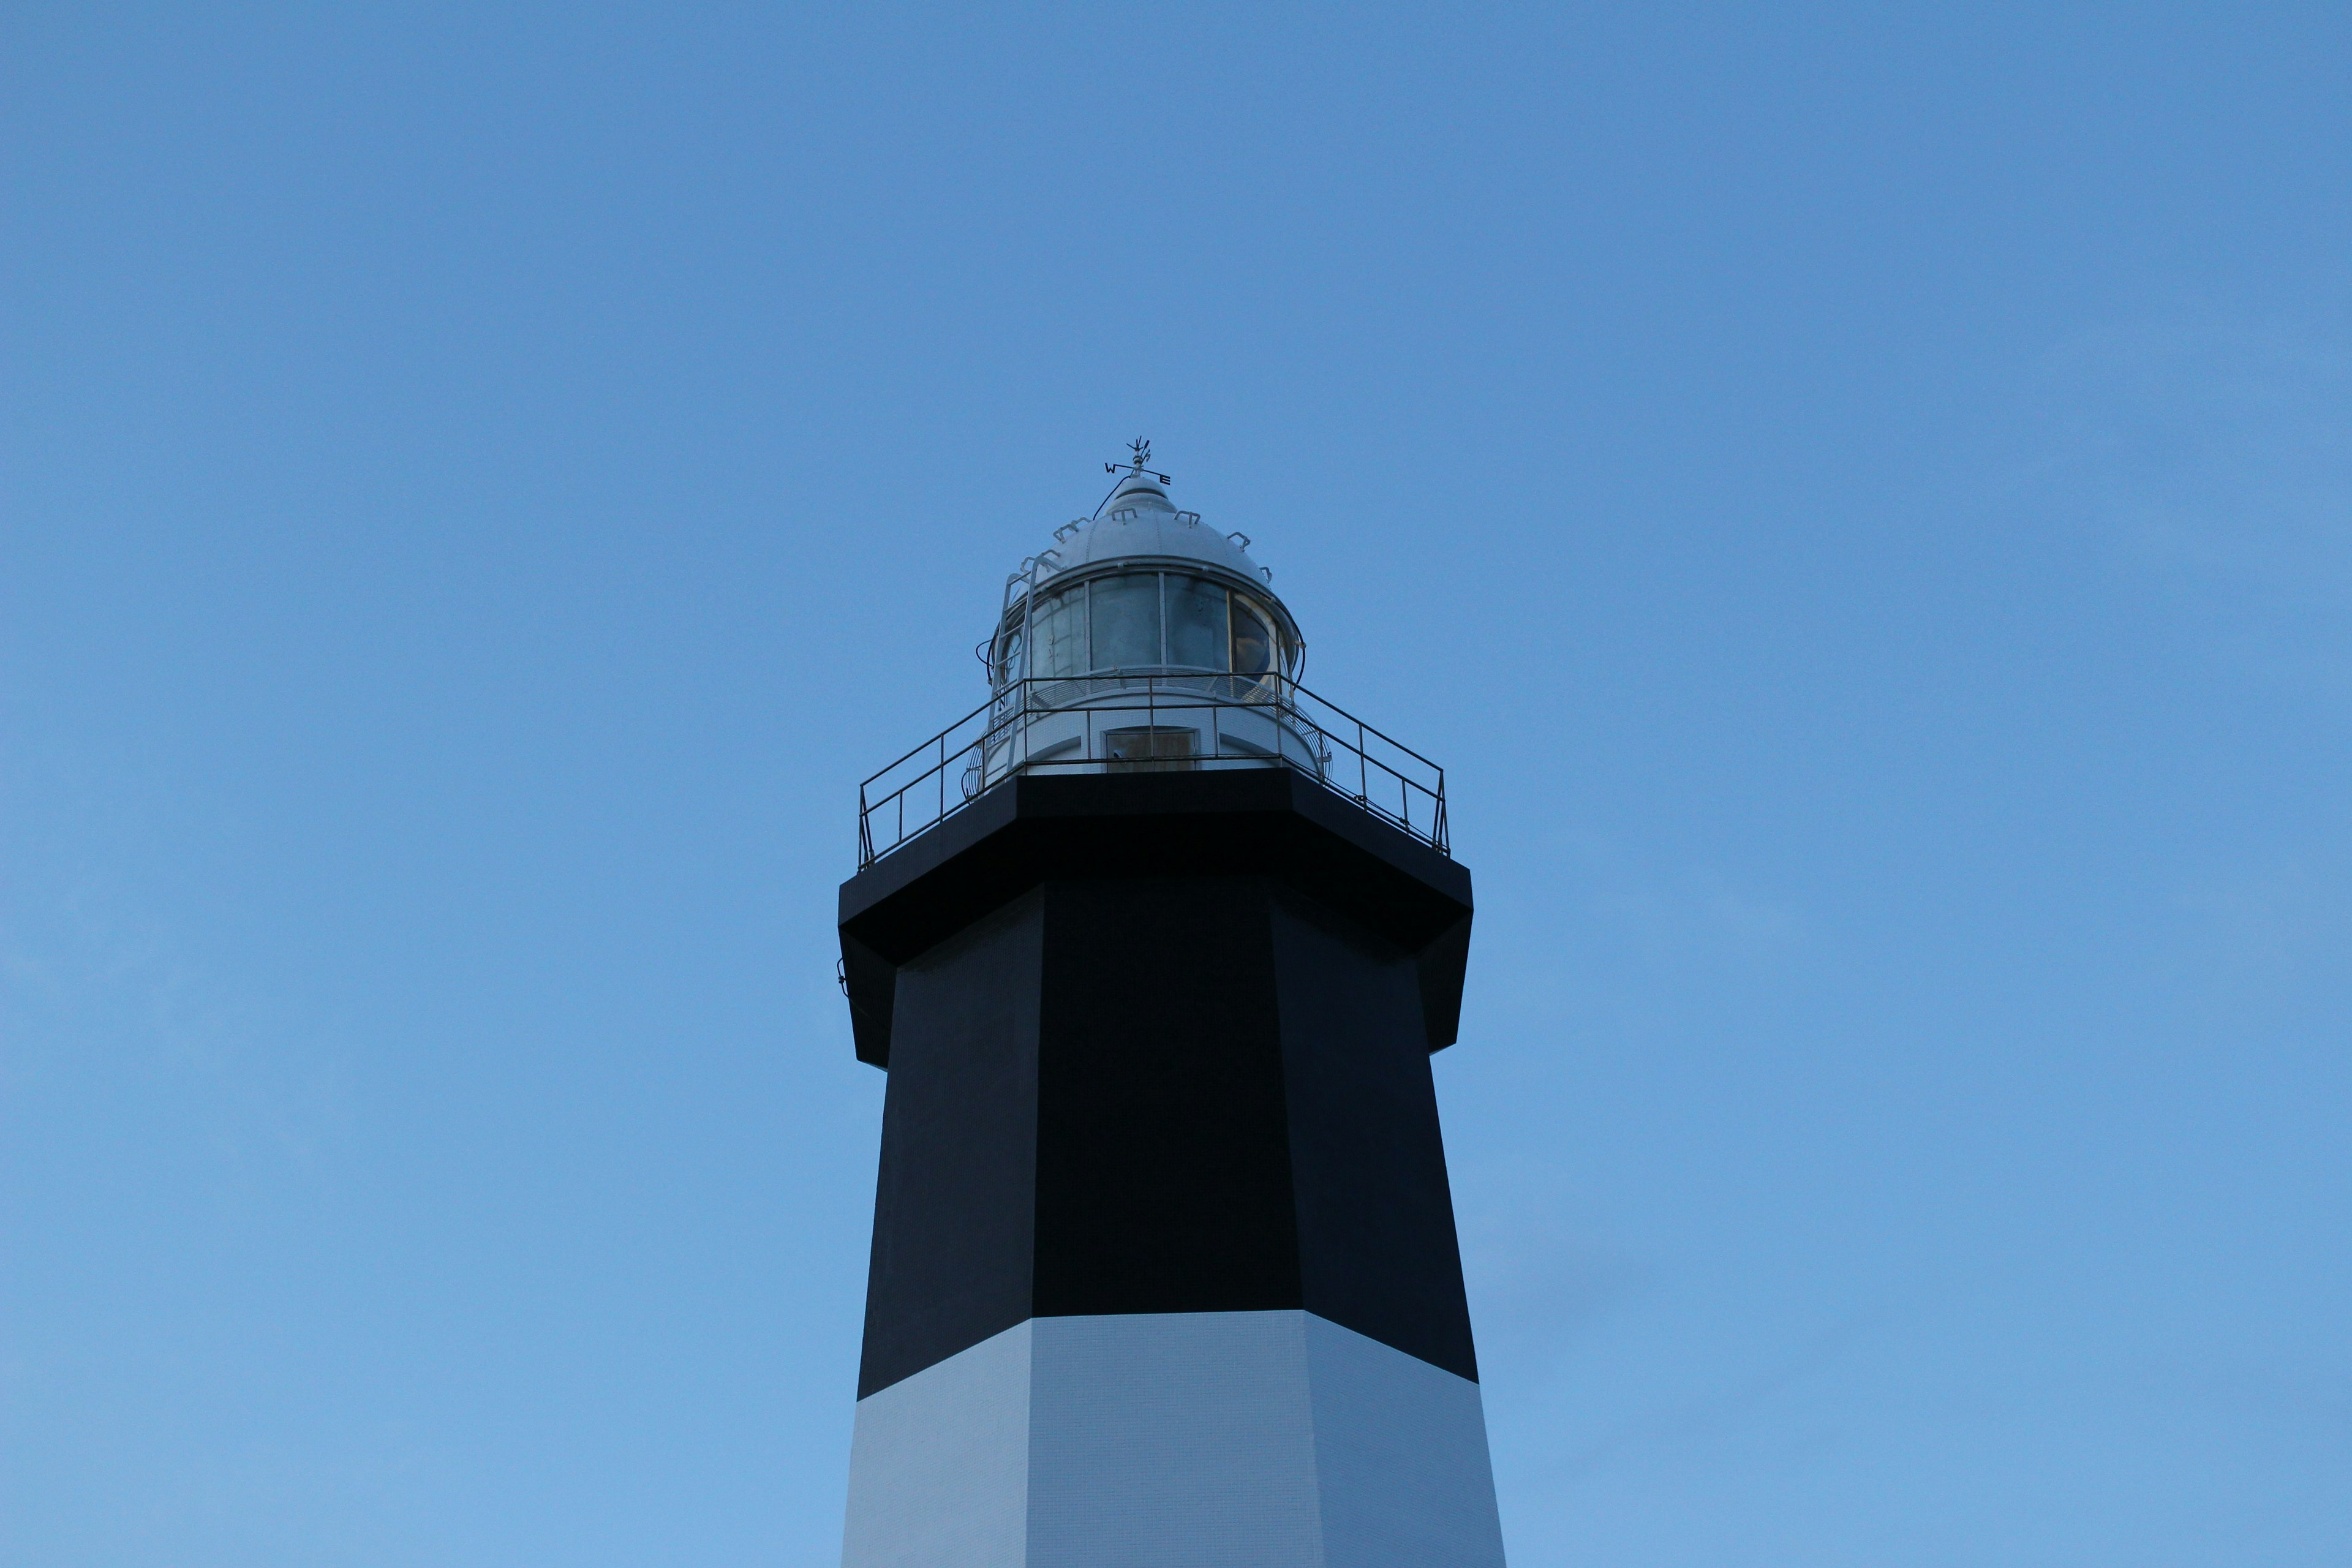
top-left (1231, 598), bottom-right (1276, 684)
top-left (1030, 588), bottom-right (1087, 681)
top-left (1089, 574), bottom-right (1161, 672)
top-left (1166, 575), bottom-right (1230, 672)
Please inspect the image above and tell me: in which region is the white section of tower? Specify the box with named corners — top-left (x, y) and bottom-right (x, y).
top-left (841, 1311), bottom-right (1508, 1568)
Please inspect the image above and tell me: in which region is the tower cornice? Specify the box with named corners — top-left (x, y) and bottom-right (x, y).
top-left (839, 769), bottom-right (1472, 1069)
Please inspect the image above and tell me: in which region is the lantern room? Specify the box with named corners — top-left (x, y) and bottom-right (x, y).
top-left (851, 447), bottom-right (1451, 869)
top-left (978, 459), bottom-right (1321, 783)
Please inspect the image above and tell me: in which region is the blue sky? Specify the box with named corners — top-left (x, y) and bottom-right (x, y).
top-left (4, 5), bottom-right (2348, 1563)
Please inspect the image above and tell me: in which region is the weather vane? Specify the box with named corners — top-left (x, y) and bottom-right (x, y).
top-left (1106, 437), bottom-right (1170, 485)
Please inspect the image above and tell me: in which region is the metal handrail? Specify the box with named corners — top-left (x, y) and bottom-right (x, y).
top-left (856, 673), bottom-right (1449, 869)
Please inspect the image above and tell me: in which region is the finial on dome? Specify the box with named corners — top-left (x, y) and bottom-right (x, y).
top-left (1106, 437), bottom-right (1170, 486)
top-left (1095, 437), bottom-right (1175, 517)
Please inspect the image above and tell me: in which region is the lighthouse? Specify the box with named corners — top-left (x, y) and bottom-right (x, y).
top-left (835, 447), bottom-right (1505, 1567)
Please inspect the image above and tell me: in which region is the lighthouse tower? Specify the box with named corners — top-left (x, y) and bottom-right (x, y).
top-left (835, 448), bottom-right (1504, 1568)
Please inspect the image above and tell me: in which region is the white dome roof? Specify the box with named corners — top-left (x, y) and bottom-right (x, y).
top-left (1034, 470), bottom-right (1267, 587)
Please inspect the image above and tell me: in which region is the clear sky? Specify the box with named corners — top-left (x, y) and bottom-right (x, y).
top-left (4, 6), bottom-right (2348, 1564)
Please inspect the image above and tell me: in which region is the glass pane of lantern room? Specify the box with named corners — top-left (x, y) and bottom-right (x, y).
top-left (1166, 576), bottom-right (1229, 670)
top-left (1030, 589), bottom-right (1087, 677)
top-left (1089, 573), bottom-right (1162, 671)
top-left (1232, 601), bottom-right (1275, 676)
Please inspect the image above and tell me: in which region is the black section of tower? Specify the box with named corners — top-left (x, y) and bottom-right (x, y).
top-left (839, 770), bottom-right (1478, 1400)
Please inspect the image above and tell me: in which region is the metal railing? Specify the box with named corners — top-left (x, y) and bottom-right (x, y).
top-left (856, 673), bottom-right (1449, 868)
